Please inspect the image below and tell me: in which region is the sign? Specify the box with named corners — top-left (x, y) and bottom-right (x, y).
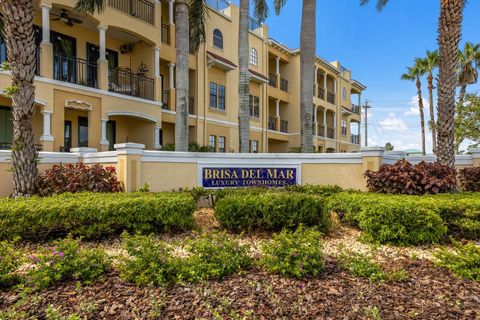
top-left (202, 167), bottom-right (298, 188)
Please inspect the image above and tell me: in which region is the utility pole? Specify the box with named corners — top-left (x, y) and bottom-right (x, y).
top-left (363, 100), bottom-right (370, 147)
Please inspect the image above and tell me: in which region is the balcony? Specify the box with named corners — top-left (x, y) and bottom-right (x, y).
top-left (108, 67), bottom-right (155, 100)
top-left (161, 23), bottom-right (170, 44)
top-left (107, 0), bottom-right (155, 25)
top-left (327, 91), bottom-right (335, 104)
top-left (268, 73), bottom-right (277, 87)
top-left (280, 120), bottom-right (288, 133)
top-left (327, 127), bottom-right (335, 139)
top-left (341, 126), bottom-right (347, 136)
top-left (351, 134), bottom-right (360, 145)
top-left (249, 17), bottom-right (263, 37)
top-left (317, 124), bottom-right (325, 137)
top-left (268, 116), bottom-right (276, 130)
top-left (280, 78), bottom-right (288, 92)
top-left (189, 96), bottom-right (195, 114)
top-left (352, 103), bottom-right (361, 115)
top-left (53, 53), bottom-right (98, 88)
top-left (206, 0), bottom-right (230, 14)
top-left (162, 90), bottom-right (170, 109)
top-left (318, 88), bottom-right (325, 100)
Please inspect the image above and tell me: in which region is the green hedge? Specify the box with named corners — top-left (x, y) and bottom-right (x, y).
top-left (0, 192), bottom-right (196, 240)
top-left (215, 192), bottom-right (329, 232)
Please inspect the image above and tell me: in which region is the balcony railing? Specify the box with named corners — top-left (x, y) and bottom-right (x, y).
top-left (352, 103), bottom-right (361, 115)
top-left (280, 78), bottom-right (288, 92)
top-left (161, 23), bottom-right (170, 44)
top-left (35, 47), bottom-right (41, 76)
top-left (162, 90), bottom-right (170, 109)
top-left (107, 0), bottom-right (155, 25)
top-left (318, 87), bottom-right (325, 100)
top-left (189, 96), bottom-right (195, 114)
top-left (268, 73), bottom-right (277, 87)
top-left (341, 126), bottom-right (347, 136)
top-left (109, 67), bottom-right (155, 100)
top-left (327, 91), bottom-right (335, 104)
top-left (0, 142), bottom-right (42, 151)
top-left (351, 134), bottom-right (360, 145)
top-left (205, 0), bottom-right (230, 14)
top-left (317, 124), bottom-right (325, 137)
top-left (268, 116), bottom-right (276, 130)
top-left (327, 127), bottom-right (335, 139)
top-left (248, 17), bottom-right (262, 36)
top-left (280, 120), bottom-right (288, 133)
top-left (53, 53), bottom-right (98, 88)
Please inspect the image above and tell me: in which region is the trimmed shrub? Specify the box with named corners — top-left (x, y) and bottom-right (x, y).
top-left (325, 191), bottom-right (371, 225)
top-left (365, 159), bottom-right (457, 195)
top-left (282, 184), bottom-right (344, 196)
top-left (259, 226), bottom-right (324, 278)
top-left (0, 241), bottom-right (21, 289)
top-left (27, 238), bottom-right (110, 290)
top-left (36, 163), bottom-right (124, 196)
top-left (435, 240), bottom-right (480, 282)
top-left (0, 192), bottom-right (196, 240)
top-left (357, 197), bottom-right (447, 245)
top-left (459, 167), bottom-right (480, 192)
top-left (215, 192), bottom-right (329, 232)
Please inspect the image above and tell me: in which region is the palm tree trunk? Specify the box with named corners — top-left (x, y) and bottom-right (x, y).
top-left (300, 0), bottom-right (315, 153)
top-left (0, 0), bottom-right (38, 197)
top-left (427, 73), bottom-right (437, 154)
top-left (174, 0), bottom-right (189, 152)
top-left (416, 77), bottom-right (426, 155)
top-left (436, 0), bottom-right (463, 165)
top-left (238, 0), bottom-right (250, 153)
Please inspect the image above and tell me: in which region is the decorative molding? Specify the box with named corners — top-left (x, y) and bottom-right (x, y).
top-left (106, 111), bottom-right (158, 123)
top-left (65, 99), bottom-right (93, 111)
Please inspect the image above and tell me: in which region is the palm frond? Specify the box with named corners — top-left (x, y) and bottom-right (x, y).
top-left (189, 0), bottom-right (208, 53)
top-left (272, 0), bottom-right (287, 15)
top-left (401, 66), bottom-right (416, 81)
top-left (75, 0), bottom-right (105, 14)
top-left (360, 0), bottom-right (390, 12)
top-left (252, 0), bottom-right (269, 22)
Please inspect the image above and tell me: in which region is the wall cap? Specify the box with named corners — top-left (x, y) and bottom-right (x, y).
top-left (471, 148), bottom-right (480, 159)
top-left (360, 146), bottom-right (385, 157)
top-left (70, 147), bottom-right (98, 156)
top-left (115, 143), bottom-right (145, 155)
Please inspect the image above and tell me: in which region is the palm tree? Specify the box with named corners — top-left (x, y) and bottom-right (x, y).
top-left (457, 42), bottom-right (480, 104)
top-left (237, 1), bottom-right (269, 153)
top-left (0, 1), bottom-right (38, 197)
top-left (419, 50), bottom-right (438, 154)
top-left (361, 0), bottom-right (465, 165)
top-left (76, 0), bottom-right (207, 152)
top-left (401, 61), bottom-right (427, 156)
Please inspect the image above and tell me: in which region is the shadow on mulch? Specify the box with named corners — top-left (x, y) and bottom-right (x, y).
top-left (1, 258), bottom-right (479, 320)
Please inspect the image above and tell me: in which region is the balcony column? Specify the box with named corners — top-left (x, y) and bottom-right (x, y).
top-left (169, 0), bottom-right (174, 24)
top-left (313, 105), bottom-right (318, 136)
top-left (100, 118), bottom-right (109, 151)
top-left (314, 68), bottom-right (318, 97)
top-left (154, 125), bottom-right (162, 150)
top-left (323, 73), bottom-right (327, 100)
top-left (97, 26), bottom-right (109, 91)
top-left (323, 108), bottom-right (327, 137)
top-left (39, 3), bottom-right (53, 78)
top-left (333, 79), bottom-right (337, 94)
top-left (154, 47), bottom-right (162, 102)
top-left (275, 99), bottom-right (280, 131)
top-left (275, 57), bottom-right (280, 88)
top-left (168, 63), bottom-right (176, 109)
top-left (40, 109), bottom-right (54, 151)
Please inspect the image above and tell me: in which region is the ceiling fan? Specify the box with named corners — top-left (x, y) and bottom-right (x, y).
top-left (51, 9), bottom-right (83, 27)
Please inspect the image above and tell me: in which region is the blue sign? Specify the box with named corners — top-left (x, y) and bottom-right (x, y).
top-left (202, 167), bottom-right (297, 188)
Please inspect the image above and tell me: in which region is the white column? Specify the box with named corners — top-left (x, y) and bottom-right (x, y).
top-left (154, 47), bottom-right (161, 77)
top-left (40, 4), bottom-right (51, 44)
top-left (313, 105), bottom-right (317, 122)
top-left (275, 99), bottom-right (280, 117)
top-left (358, 93), bottom-right (361, 109)
top-left (333, 79), bottom-right (337, 94)
top-left (323, 73), bottom-right (327, 91)
top-left (323, 108), bottom-right (327, 137)
top-left (358, 122), bottom-right (361, 136)
top-left (333, 113), bottom-right (337, 128)
top-left (40, 110), bottom-right (54, 141)
top-left (169, 0), bottom-right (174, 25)
top-left (169, 63), bottom-right (175, 89)
top-left (154, 125), bottom-right (161, 149)
top-left (275, 57), bottom-right (280, 75)
top-left (100, 119), bottom-right (109, 146)
top-left (98, 26), bottom-right (108, 61)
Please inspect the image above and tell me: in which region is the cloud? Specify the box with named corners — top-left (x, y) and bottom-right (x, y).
top-left (378, 113), bottom-right (408, 132)
top-left (404, 96), bottom-right (428, 116)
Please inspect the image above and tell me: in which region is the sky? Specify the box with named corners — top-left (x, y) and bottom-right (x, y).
top-left (235, 0), bottom-right (480, 152)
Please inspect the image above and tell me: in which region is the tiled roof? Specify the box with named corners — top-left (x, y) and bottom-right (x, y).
top-left (249, 69), bottom-right (269, 81)
top-left (206, 51), bottom-right (238, 68)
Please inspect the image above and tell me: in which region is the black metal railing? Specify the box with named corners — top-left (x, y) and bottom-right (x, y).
top-left (109, 67), bottom-right (155, 100)
top-left (352, 103), bottom-right (361, 115)
top-left (161, 23), bottom-right (170, 44)
top-left (205, 0), bottom-right (230, 13)
top-left (268, 73), bottom-right (277, 87)
top-left (280, 120), bottom-right (288, 133)
top-left (189, 96), bottom-right (195, 114)
top-left (0, 142), bottom-right (42, 151)
top-left (341, 126), bottom-right (347, 135)
top-left (317, 124), bottom-right (325, 137)
top-left (268, 116), bottom-right (276, 131)
top-left (318, 88), bottom-right (325, 100)
top-left (107, 0), bottom-right (155, 24)
top-left (248, 17), bottom-right (262, 36)
top-left (35, 46), bottom-right (41, 76)
top-left (327, 91), bottom-right (335, 104)
top-left (53, 53), bottom-right (98, 88)
top-left (162, 90), bottom-right (170, 109)
top-left (280, 78), bottom-right (288, 92)
top-left (327, 127), bottom-right (335, 139)
top-left (351, 134), bottom-right (360, 145)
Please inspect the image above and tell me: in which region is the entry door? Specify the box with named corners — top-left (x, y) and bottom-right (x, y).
top-left (78, 116), bottom-right (88, 147)
top-left (0, 107), bottom-right (13, 149)
top-left (64, 120), bottom-right (72, 151)
top-left (106, 120), bottom-right (116, 151)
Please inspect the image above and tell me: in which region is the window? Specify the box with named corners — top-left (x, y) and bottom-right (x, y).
top-left (218, 136), bottom-right (226, 153)
top-left (209, 82), bottom-right (217, 109)
top-left (341, 119), bottom-right (347, 135)
top-left (249, 48), bottom-right (258, 66)
top-left (342, 87), bottom-right (347, 101)
top-left (213, 29), bottom-right (223, 49)
top-left (249, 95), bottom-right (260, 118)
top-left (250, 140), bottom-right (259, 153)
top-left (0, 107), bottom-right (13, 149)
top-left (106, 120), bottom-right (116, 151)
top-left (78, 117), bottom-right (89, 147)
top-left (209, 135), bottom-right (216, 152)
top-left (218, 85), bottom-right (226, 110)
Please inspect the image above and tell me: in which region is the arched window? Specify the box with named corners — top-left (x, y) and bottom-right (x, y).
top-left (249, 48), bottom-right (258, 66)
top-left (213, 29), bottom-right (223, 49)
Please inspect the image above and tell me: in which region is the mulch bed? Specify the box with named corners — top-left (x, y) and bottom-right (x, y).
top-left (1, 258), bottom-right (479, 320)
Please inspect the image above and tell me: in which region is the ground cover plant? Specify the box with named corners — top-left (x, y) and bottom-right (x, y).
top-left (0, 240), bottom-right (21, 289)
top-left (435, 240), bottom-right (480, 282)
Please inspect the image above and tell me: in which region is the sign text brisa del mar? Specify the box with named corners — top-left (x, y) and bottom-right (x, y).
top-left (202, 167), bottom-right (297, 188)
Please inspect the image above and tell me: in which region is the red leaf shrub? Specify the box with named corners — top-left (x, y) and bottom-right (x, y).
top-left (36, 163), bottom-right (124, 196)
top-left (458, 167), bottom-right (480, 192)
top-left (364, 159), bottom-right (456, 195)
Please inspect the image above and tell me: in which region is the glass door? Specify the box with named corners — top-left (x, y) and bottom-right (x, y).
top-left (106, 120), bottom-right (116, 151)
top-left (52, 31), bottom-right (77, 83)
top-left (64, 120), bottom-right (72, 152)
top-left (78, 117), bottom-right (88, 147)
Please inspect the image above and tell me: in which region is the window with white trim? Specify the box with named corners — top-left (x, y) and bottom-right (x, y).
top-left (249, 48), bottom-right (258, 66)
top-left (209, 135), bottom-right (216, 152)
top-left (218, 136), bottom-right (226, 153)
top-left (213, 29), bottom-right (223, 49)
top-left (249, 95), bottom-right (260, 118)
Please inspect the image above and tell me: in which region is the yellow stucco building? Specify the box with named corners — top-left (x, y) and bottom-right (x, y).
top-left (0, 0), bottom-right (366, 154)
